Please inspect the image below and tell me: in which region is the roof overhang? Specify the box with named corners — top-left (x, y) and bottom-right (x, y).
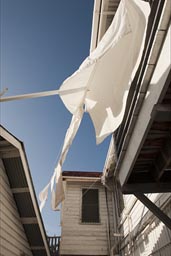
top-left (101, 0), bottom-right (171, 194)
top-left (62, 171), bottom-right (102, 183)
top-left (115, 0), bottom-right (171, 193)
top-left (0, 126), bottom-right (51, 256)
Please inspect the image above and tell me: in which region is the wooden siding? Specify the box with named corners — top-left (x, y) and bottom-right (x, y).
top-left (117, 193), bottom-right (171, 256)
top-left (60, 180), bottom-right (111, 255)
top-left (0, 160), bottom-right (33, 256)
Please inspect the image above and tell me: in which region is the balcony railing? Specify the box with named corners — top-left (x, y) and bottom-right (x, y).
top-left (48, 236), bottom-right (60, 256)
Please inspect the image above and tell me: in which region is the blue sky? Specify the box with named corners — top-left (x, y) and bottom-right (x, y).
top-left (1, 0), bottom-right (111, 235)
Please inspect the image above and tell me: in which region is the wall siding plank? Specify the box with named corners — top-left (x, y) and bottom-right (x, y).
top-left (118, 193), bottom-right (171, 256)
top-left (0, 165), bottom-right (33, 256)
top-left (60, 180), bottom-right (111, 255)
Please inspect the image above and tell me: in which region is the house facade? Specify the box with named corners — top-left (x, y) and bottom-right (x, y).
top-left (103, 138), bottom-right (171, 255)
top-left (60, 1), bottom-right (171, 255)
top-left (60, 171), bottom-right (114, 256)
top-left (0, 126), bottom-right (51, 256)
top-left (90, 0), bottom-right (171, 255)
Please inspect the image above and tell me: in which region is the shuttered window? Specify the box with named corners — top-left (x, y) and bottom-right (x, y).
top-left (81, 189), bottom-right (100, 223)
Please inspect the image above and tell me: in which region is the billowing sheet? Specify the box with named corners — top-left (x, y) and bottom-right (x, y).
top-left (39, 0), bottom-right (150, 211)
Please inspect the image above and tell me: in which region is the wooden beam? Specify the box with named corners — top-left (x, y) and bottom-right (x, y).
top-left (154, 104), bottom-right (171, 113)
top-left (148, 131), bottom-right (169, 139)
top-left (134, 193), bottom-right (171, 230)
top-left (122, 182), bottom-right (171, 194)
top-left (0, 141), bottom-right (11, 146)
top-left (153, 139), bottom-right (171, 181)
top-left (11, 187), bottom-right (29, 193)
top-left (152, 104), bottom-right (171, 114)
top-left (21, 217), bottom-right (38, 224)
top-left (31, 246), bottom-right (45, 250)
top-left (0, 150), bottom-right (20, 159)
top-left (0, 144), bottom-right (20, 158)
top-left (0, 145), bottom-right (16, 152)
top-left (155, 112), bottom-right (171, 122)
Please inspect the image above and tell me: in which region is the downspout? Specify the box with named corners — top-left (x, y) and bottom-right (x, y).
top-left (105, 186), bottom-right (111, 255)
top-left (124, 214), bottom-right (134, 256)
top-left (103, 138), bottom-right (124, 256)
top-left (110, 183), bottom-right (124, 256)
top-left (110, 213), bottom-right (133, 256)
top-left (103, 179), bottom-right (122, 256)
top-left (110, 191), bottom-right (121, 256)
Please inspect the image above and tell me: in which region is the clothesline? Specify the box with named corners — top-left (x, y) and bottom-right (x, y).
top-left (0, 0), bottom-right (150, 212)
top-left (0, 86), bottom-right (87, 102)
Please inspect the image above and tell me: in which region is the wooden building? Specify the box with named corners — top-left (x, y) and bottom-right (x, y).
top-left (60, 171), bottom-right (114, 256)
top-left (1, 1), bottom-right (170, 255)
top-left (90, 0), bottom-right (171, 255)
top-left (0, 125), bottom-right (51, 256)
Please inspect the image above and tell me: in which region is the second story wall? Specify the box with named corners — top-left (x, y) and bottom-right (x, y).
top-left (118, 193), bottom-right (171, 256)
top-left (60, 177), bottom-right (112, 256)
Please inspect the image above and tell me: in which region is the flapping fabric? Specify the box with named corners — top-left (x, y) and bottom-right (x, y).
top-left (60, 0), bottom-right (150, 144)
top-left (39, 107), bottom-right (84, 211)
top-left (39, 0), bottom-right (150, 211)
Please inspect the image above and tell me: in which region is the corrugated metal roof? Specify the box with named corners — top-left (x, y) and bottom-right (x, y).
top-left (13, 192), bottom-right (36, 217)
top-left (3, 157), bottom-right (28, 188)
top-left (23, 224), bottom-right (45, 246)
top-left (32, 250), bottom-right (48, 256)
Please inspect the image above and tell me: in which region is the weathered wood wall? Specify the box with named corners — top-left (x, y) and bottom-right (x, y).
top-left (60, 180), bottom-right (112, 256)
top-left (0, 160), bottom-right (33, 256)
top-left (117, 193), bottom-right (171, 256)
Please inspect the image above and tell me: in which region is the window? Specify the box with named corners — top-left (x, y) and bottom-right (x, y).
top-left (81, 189), bottom-right (100, 223)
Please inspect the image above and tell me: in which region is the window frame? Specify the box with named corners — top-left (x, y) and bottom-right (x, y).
top-left (80, 187), bottom-right (100, 224)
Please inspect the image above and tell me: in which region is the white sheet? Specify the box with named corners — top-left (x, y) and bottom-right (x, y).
top-left (60, 0), bottom-right (149, 143)
top-left (39, 107), bottom-right (84, 211)
top-left (39, 0), bottom-right (150, 211)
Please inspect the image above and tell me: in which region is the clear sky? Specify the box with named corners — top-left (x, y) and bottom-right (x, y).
top-left (1, 0), bottom-right (111, 235)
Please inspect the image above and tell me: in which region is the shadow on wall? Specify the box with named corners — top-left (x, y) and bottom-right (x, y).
top-left (150, 203), bottom-right (171, 256)
top-left (120, 194), bottom-right (171, 256)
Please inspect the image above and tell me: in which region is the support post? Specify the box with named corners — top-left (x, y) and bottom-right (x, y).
top-left (134, 193), bottom-right (171, 230)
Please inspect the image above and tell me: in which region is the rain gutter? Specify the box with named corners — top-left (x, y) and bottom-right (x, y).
top-left (63, 176), bottom-right (101, 182)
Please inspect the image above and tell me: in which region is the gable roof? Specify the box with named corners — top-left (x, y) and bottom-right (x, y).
top-left (0, 125), bottom-right (51, 256)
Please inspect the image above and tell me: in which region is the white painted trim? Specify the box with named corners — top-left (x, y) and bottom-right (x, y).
top-left (63, 176), bottom-right (101, 182)
top-left (119, 24), bottom-right (171, 186)
top-left (19, 147), bottom-right (51, 256)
